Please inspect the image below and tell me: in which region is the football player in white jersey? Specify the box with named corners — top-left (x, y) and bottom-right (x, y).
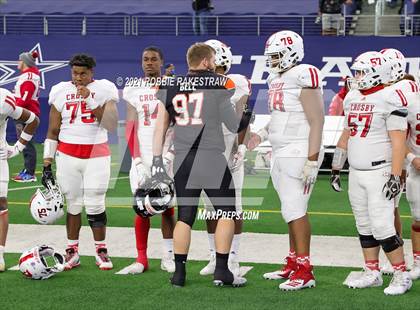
top-left (199, 39), bottom-right (251, 277)
top-left (0, 89), bottom-right (39, 271)
top-left (247, 30), bottom-right (325, 291)
top-left (379, 49), bottom-right (420, 280)
top-left (118, 46), bottom-right (176, 275)
top-left (42, 54), bottom-right (119, 271)
top-left (332, 51), bottom-right (412, 295)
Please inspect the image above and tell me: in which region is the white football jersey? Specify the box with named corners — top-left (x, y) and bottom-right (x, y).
top-left (267, 64), bottom-right (322, 152)
top-left (222, 74), bottom-right (251, 156)
top-left (0, 88), bottom-right (19, 147)
top-left (344, 85), bottom-right (408, 170)
top-left (404, 80), bottom-right (420, 156)
top-left (123, 81), bottom-right (172, 164)
top-left (49, 79), bottom-right (119, 145)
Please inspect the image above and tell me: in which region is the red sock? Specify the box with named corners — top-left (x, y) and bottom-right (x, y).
top-left (392, 261), bottom-right (407, 272)
top-left (296, 254), bottom-right (311, 268)
top-left (135, 215), bottom-right (150, 269)
top-left (365, 259), bottom-right (379, 271)
top-left (413, 251), bottom-right (420, 261)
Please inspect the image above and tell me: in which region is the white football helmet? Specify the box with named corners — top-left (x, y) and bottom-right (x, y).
top-left (19, 245), bottom-right (64, 280)
top-left (205, 39), bottom-right (233, 74)
top-left (349, 51), bottom-right (391, 90)
top-left (30, 183), bottom-right (64, 225)
top-left (380, 48), bottom-right (406, 83)
top-left (264, 30), bottom-right (304, 73)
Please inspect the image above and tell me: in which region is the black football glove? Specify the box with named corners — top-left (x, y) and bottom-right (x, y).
top-left (42, 164), bottom-right (55, 188)
top-left (151, 155), bottom-right (171, 182)
top-left (382, 174), bottom-right (401, 200)
top-left (330, 170), bottom-right (342, 192)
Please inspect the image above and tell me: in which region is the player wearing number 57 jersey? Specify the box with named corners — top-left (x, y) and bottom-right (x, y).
top-left (42, 54), bottom-right (119, 271)
top-left (247, 30), bottom-right (324, 291)
top-left (334, 51), bottom-right (411, 295)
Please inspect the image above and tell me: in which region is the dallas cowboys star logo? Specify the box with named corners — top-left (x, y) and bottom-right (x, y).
top-left (0, 43), bottom-right (68, 89)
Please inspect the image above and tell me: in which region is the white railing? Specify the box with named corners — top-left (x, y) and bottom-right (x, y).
top-left (0, 14), bottom-right (419, 36)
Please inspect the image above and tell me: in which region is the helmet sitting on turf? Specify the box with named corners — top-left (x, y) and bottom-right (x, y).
top-left (29, 183), bottom-right (64, 225)
top-left (133, 179), bottom-right (175, 217)
top-left (264, 30), bottom-right (304, 73)
top-left (19, 245), bottom-right (65, 280)
top-left (204, 39), bottom-right (233, 74)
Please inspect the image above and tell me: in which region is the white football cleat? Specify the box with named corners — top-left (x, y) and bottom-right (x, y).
top-left (64, 247), bottom-right (80, 270)
top-left (384, 270), bottom-right (412, 295)
top-left (228, 258), bottom-right (240, 277)
top-left (213, 274), bottom-right (247, 287)
top-left (380, 261), bottom-right (394, 275)
top-left (200, 253), bottom-right (216, 276)
top-left (409, 259), bottom-right (420, 280)
top-left (161, 253), bottom-right (175, 273)
top-left (115, 262), bottom-right (145, 275)
top-left (263, 256), bottom-right (297, 280)
top-left (95, 248), bottom-right (113, 270)
top-left (0, 256), bottom-right (4, 272)
top-left (344, 269), bottom-right (383, 289)
top-left (278, 264), bottom-right (315, 291)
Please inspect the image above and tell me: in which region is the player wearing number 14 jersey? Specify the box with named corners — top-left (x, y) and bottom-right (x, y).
top-left (42, 54), bottom-right (119, 271)
top-left (247, 30), bottom-right (325, 291)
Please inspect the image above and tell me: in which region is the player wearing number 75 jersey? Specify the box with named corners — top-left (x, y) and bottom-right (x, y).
top-left (333, 51), bottom-right (412, 295)
top-left (42, 54), bottom-right (119, 271)
top-left (247, 30), bottom-right (325, 291)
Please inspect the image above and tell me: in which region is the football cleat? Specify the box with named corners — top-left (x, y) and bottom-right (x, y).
top-left (161, 253), bottom-right (175, 273)
top-left (279, 264), bottom-right (315, 291)
top-left (12, 170), bottom-right (37, 183)
top-left (213, 270), bottom-right (247, 287)
top-left (263, 256), bottom-right (297, 280)
top-left (0, 255), bottom-right (4, 272)
top-left (115, 262), bottom-right (146, 275)
top-left (344, 269), bottom-right (383, 289)
top-left (384, 270), bottom-right (412, 295)
top-left (380, 261), bottom-right (394, 275)
top-left (409, 259), bottom-right (420, 280)
top-left (95, 248), bottom-right (113, 270)
top-left (64, 247), bottom-right (80, 270)
top-left (200, 253), bottom-right (216, 276)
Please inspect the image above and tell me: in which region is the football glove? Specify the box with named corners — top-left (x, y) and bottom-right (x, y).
top-left (42, 164), bottom-right (56, 188)
top-left (0, 142), bottom-right (24, 160)
top-left (230, 144), bottom-right (247, 172)
top-left (382, 174), bottom-right (401, 200)
top-left (163, 150), bottom-right (175, 175)
top-left (151, 155), bottom-right (171, 183)
top-left (301, 160), bottom-right (318, 193)
top-left (133, 157), bottom-right (150, 187)
top-left (330, 170), bottom-right (342, 192)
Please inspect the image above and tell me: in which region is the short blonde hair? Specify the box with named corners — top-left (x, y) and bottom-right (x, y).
top-left (186, 43), bottom-right (215, 68)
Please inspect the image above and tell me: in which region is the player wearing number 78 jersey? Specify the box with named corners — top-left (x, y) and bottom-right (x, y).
top-left (247, 30), bottom-right (325, 291)
top-left (42, 54), bottom-right (119, 271)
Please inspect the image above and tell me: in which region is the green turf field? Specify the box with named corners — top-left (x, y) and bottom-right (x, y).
top-left (5, 144), bottom-right (415, 237)
top-left (1, 255), bottom-right (419, 310)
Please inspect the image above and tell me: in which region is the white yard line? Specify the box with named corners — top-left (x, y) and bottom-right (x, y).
top-left (4, 224), bottom-right (414, 268)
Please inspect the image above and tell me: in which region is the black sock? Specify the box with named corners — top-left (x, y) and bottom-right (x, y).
top-left (215, 252), bottom-right (229, 271)
top-left (174, 254), bottom-right (187, 273)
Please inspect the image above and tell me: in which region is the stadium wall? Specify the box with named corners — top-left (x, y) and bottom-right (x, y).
top-left (1, 35), bottom-right (419, 143)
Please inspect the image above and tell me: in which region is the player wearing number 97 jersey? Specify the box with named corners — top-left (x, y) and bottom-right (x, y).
top-left (42, 54), bottom-right (119, 271)
top-left (337, 51), bottom-right (412, 295)
top-left (248, 30), bottom-right (324, 291)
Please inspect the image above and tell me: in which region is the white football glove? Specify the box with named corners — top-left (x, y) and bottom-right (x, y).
top-left (301, 160), bottom-right (318, 193)
top-left (230, 144), bottom-right (247, 172)
top-left (0, 143), bottom-right (24, 160)
top-left (330, 170), bottom-right (342, 192)
top-left (133, 157), bottom-right (151, 187)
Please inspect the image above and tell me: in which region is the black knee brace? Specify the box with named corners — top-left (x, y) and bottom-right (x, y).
top-left (359, 234), bottom-right (380, 248)
top-left (379, 235), bottom-right (404, 253)
top-left (87, 212), bottom-right (107, 228)
top-left (178, 206), bottom-right (198, 228)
